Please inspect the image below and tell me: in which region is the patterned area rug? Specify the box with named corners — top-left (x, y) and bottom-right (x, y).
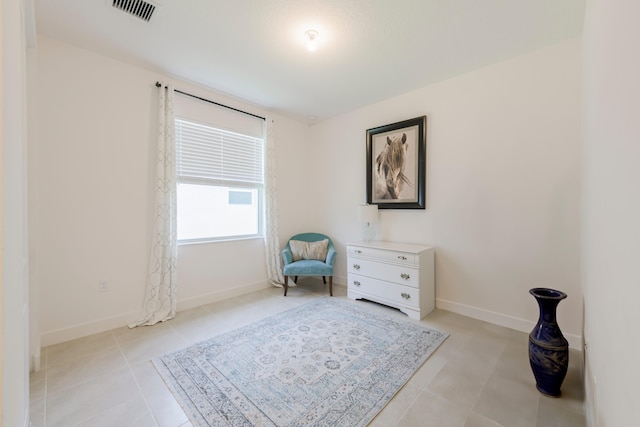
top-left (154, 297), bottom-right (448, 427)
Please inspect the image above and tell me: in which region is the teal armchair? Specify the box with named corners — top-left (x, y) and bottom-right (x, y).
top-left (282, 233), bottom-right (336, 296)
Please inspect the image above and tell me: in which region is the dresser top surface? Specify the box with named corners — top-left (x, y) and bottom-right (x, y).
top-left (347, 241), bottom-right (433, 254)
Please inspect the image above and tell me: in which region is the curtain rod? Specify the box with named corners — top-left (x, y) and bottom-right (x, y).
top-left (155, 82), bottom-right (266, 121)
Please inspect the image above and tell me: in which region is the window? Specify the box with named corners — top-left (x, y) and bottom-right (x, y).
top-left (175, 118), bottom-right (264, 242)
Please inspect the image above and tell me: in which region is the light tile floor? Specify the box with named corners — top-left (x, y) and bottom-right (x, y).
top-left (30, 279), bottom-right (585, 426)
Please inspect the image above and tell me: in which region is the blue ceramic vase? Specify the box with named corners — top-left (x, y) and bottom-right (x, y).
top-left (528, 288), bottom-right (569, 397)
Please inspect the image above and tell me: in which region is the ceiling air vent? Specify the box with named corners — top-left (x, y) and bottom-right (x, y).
top-left (112, 0), bottom-right (156, 22)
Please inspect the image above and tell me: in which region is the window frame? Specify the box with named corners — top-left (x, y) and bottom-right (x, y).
top-left (175, 117), bottom-right (265, 244)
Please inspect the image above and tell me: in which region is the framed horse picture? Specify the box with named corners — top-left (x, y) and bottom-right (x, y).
top-left (366, 116), bottom-right (426, 209)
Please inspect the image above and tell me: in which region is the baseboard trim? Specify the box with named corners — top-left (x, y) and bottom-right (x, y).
top-left (41, 281), bottom-right (271, 347)
top-left (176, 281), bottom-right (271, 311)
top-left (435, 298), bottom-right (582, 350)
top-left (41, 284), bottom-right (582, 351)
top-left (41, 309), bottom-right (141, 347)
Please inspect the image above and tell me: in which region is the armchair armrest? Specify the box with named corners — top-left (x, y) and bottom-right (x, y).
top-left (282, 246), bottom-right (293, 265)
top-left (326, 244), bottom-right (337, 266)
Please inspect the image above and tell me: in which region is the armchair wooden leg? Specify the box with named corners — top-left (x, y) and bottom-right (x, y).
top-left (284, 276), bottom-right (288, 296)
top-left (294, 276), bottom-right (298, 282)
top-left (329, 276), bottom-right (333, 296)
top-left (322, 276), bottom-right (326, 284)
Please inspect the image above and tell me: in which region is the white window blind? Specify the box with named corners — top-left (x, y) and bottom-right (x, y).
top-left (176, 118), bottom-right (264, 186)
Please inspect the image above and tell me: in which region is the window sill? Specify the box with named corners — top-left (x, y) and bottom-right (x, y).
top-left (177, 235), bottom-right (264, 246)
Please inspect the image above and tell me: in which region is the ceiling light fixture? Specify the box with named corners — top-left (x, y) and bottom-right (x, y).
top-left (304, 29), bottom-right (319, 52)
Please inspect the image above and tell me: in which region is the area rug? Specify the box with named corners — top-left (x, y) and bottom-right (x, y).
top-left (153, 297), bottom-right (448, 427)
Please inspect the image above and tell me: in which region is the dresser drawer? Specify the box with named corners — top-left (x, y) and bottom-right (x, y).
top-left (348, 274), bottom-right (420, 309)
top-left (346, 241), bottom-right (435, 320)
top-left (347, 245), bottom-right (418, 266)
top-left (347, 257), bottom-right (419, 288)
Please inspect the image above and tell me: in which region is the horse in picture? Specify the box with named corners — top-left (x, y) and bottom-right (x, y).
top-left (374, 133), bottom-right (412, 199)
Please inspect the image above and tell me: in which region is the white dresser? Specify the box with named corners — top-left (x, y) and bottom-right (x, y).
top-left (346, 241), bottom-right (435, 320)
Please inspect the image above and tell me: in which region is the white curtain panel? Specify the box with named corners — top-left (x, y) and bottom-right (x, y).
top-left (129, 83), bottom-right (178, 327)
top-left (264, 117), bottom-right (286, 287)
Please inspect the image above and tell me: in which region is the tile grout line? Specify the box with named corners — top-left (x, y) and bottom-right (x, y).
top-left (114, 328), bottom-right (162, 427)
top-left (390, 328), bottom-right (462, 427)
top-left (415, 330), bottom-right (488, 427)
top-left (469, 339), bottom-right (522, 427)
top-left (32, 286), bottom-right (583, 427)
top-left (390, 386), bottom-right (427, 427)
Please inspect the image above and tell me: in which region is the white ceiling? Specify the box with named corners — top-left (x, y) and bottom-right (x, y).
top-left (34, 0), bottom-right (585, 124)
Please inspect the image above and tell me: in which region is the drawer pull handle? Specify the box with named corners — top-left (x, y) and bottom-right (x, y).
top-left (400, 273), bottom-right (411, 280)
top-left (355, 249), bottom-right (362, 254)
top-left (397, 255), bottom-right (407, 260)
top-left (353, 264), bottom-right (361, 270)
top-left (353, 280), bottom-right (361, 287)
top-left (401, 292), bottom-right (411, 300)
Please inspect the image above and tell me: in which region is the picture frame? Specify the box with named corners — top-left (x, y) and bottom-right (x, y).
top-left (366, 115), bottom-right (426, 209)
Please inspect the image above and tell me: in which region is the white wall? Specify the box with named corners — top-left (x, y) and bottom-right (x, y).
top-left (1, 0), bottom-right (31, 424)
top-left (310, 38), bottom-right (583, 347)
top-left (34, 34), bottom-right (584, 356)
top-left (582, 0), bottom-right (640, 425)
top-left (34, 36), bottom-right (311, 346)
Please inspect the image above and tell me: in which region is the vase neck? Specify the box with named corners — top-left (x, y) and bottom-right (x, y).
top-left (536, 298), bottom-right (561, 324)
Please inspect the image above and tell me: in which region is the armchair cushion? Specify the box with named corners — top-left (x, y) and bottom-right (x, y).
top-left (283, 259), bottom-right (334, 276)
top-left (289, 239), bottom-right (329, 261)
